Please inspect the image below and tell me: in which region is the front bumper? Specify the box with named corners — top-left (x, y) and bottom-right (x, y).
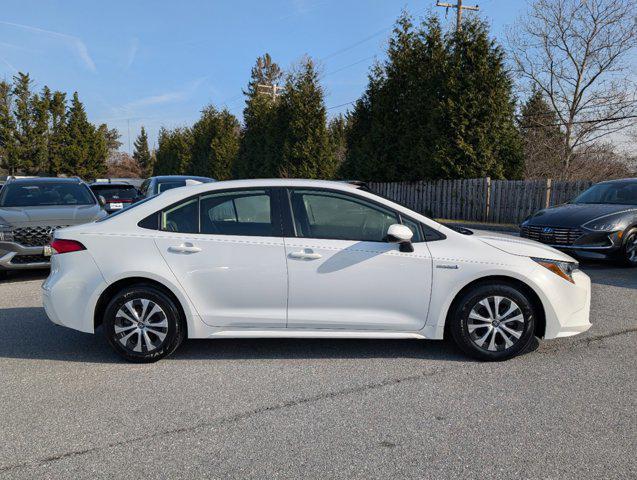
top-left (0, 241), bottom-right (50, 270)
top-left (537, 267), bottom-right (592, 339)
top-left (520, 227), bottom-right (623, 260)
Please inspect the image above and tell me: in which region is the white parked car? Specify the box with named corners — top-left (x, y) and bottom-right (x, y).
top-left (42, 180), bottom-right (592, 362)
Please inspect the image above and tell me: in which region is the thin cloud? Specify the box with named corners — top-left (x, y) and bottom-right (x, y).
top-left (0, 21), bottom-right (96, 72)
top-left (0, 56), bottom-right (16, 73)
top-left (280, 0), bottom-right (329, 19)
top-left (126, 91), bottom-right (189, 109)
top-left (114, 78), bottom-right (207, 115)
top-left (125, 37), bottom-right (139, 69)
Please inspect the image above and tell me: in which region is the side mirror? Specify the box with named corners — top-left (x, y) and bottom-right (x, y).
top-left (386, 224), bottom-right (414, 252)
top-left (97, 195), bottom-right (106, 208)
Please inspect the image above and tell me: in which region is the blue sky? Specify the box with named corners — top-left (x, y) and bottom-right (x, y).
top-left (0, 0), bottom-right (527, 153)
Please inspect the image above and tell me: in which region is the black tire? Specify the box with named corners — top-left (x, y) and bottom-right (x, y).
top-left (0, 270), bottom-right (7, 281)
top-left (103, 284), bottom-right (186, 363)
top-left (618, 228), bottom-right (637, 267)
top-left (449, 282), bottom-right (536, 361)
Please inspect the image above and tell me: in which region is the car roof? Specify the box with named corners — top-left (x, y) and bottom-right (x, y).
top-left (7, 177), bottom-right (83, 184)
top-left (89, 182), bottom-right (136, 188)
top-left (155, 179), bottom-right (371, 202)
top-left (153, 175), bottom-right (214, 182)
top-left (596, 177), bottom-right (637, 185)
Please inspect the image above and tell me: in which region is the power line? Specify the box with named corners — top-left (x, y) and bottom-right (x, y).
top-left (321, 27), bottom-right (392, 62)
top-left (215, 7), bottom-right (432, 114)
top-left (519, 114), bottom-right (637, 128)
top-left (324, 55), bottom-right (377, 77)
top-left (320, 7), bottom-right (427, 62)
top-left (327, 100), bottom-right (357, 111)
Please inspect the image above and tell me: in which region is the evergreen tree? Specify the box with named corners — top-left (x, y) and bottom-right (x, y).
top-left (276, 57), bottom-right (335, 178)
top-left (65, 92), bottom-right (106, 179)
top-left (438, 18), bottom-right (522, 179)
top-left (0, 74), bottom-right (113, 178)
top-left (0, 81), bottom-right (18, 175)
top-left (48, 91), bottom-right (68, 175)
top-left (133, 126), bottom-right (153, 176)
top-left (87, 125), bottom-right (108, 178)
top-left (191, 106), bottom-right (240, 180)
top-left (343, 14), bottom-right (447, 180)
top-left (328, 115), bottom-right (348, 173)
top-left (154, 127), bottom-right (193, 175)
top-left (101, 125), bottom-right (122, 151)
top-left (343, 13), bottom-right (522, 181)
top-left (12, 73), bottom-right (37, 174)
top-left (518, 88), bottom-right (565, 178)
top-left (32, 88), bottom-right (51, 174)
top-left (234, 53), bottom-right (283, 178)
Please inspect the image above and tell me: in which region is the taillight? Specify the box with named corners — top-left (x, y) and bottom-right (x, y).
top-left (50, 239), bottom-right (86, 254)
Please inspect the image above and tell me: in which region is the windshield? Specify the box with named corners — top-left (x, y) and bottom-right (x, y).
top-left (90, 185), bottom-right (138, 200)
top-left (0, 182), bottom-right (95, 207)
top-left (158, 181), bottom-right (186, 193)
top-left (573, 182), bottom-right (637, 205)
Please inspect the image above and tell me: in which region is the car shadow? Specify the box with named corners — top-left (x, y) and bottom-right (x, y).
top-left (579, 262), bottom-right (637, 289)
top-left (0, 269), bottom-right (49, 284)
top-left (0, 307), bottom-right (472, 364)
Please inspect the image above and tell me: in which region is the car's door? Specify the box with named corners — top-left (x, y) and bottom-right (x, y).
top-left (153, 188), bottom-right (288, 328)
top-left (284, 188), bottom-right (433, 331)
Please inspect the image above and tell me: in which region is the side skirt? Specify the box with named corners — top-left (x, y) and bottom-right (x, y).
top-left (197, 329), bottom-right (430, 340)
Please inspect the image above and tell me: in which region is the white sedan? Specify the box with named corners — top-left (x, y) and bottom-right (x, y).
top-left (42, 179), bottom-right (592, 362)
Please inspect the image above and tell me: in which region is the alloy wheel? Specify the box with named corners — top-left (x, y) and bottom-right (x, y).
top-left (626, 233), bottom-right (637, 263)
top-left (467, 296), bottom-right (526, 352)
top-left (114, 299), bottom-right (169, 353)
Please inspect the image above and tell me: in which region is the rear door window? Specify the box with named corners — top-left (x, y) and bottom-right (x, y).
top-left (161, 199), bottom-right (198, 233)
top-left (200, 190), bottom-right (274, 236)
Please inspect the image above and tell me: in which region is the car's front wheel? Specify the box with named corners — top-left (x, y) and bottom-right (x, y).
top-left (449, 283), bottom-right (536, 361)
top-left (103, 284), bottom-right (186, 363)
top-left (619, 228), bottom-right (637, 267)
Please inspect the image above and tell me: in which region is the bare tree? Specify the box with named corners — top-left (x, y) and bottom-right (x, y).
top-left (508, 0), bottom-right (637, 170)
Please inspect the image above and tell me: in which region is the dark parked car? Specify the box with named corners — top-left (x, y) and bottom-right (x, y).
top-left (520, 178), bottom-right (637, 266)
top-left (0, 177), bottom-right (107, 278)
top-left (139, 175), bottom-right (214, 197)
top-left (89, 182), bottom-right (143, 214)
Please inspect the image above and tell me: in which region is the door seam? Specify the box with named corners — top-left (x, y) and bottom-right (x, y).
top-left (283, 237), bottom-right (290, 328)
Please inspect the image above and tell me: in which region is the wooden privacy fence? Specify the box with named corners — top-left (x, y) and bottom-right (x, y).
top-left (367, 178), bottom-right (593, 225)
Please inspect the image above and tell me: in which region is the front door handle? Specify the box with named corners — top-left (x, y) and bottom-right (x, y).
top-left (168, 243), bottom-right (202, 254)
top-left (289, 249), bottom-right (322, 260)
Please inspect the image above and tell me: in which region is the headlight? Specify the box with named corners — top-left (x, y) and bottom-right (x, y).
top-left (583, 213), bottom-right (628, 232)
top-left (532, 257), bottom-right (578, 284)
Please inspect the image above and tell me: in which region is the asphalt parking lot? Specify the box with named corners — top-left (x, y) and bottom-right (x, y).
top-left (0, 263), bottom-right (635, 479)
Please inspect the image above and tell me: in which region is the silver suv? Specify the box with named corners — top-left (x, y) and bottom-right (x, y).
top-left (0, 177), bottom-right (107, 278)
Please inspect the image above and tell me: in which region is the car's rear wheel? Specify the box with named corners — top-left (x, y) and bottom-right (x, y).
top-left (619, 228), bottom-right (637, 267)
top-left (103, 285), bottom-right (186, 363)
top-left (449, 283), bottom-right (536, 361)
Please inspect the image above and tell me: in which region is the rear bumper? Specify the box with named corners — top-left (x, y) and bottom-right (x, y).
top-left (42, 251), bottom-right (106, 333)
top-left (0, 241), bottom-right (50, 270)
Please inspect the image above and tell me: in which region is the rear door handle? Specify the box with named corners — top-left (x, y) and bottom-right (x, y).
top-left (168, 243), bottom-right (202, 254)
top-left (289, 249), bottom-right (322, 260)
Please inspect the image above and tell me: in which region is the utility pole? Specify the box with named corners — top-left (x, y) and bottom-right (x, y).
top-left (256, 83), bottom-right (283, 100)
top-left (436, 0), bottom-right (479, 32)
